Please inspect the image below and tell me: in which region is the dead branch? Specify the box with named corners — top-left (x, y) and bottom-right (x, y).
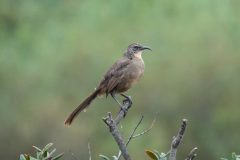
top-left (185, 147), bottom-right (198, 160)
top-left (114, 99), bottom-right (132, 125)
top-left (132, 115), bottom-right (156, 139)
top-left (169, 119), bottom-right (188, 160)
top-left (102, 99), bottom-right (132, 160)
top-left (117, 115), bottom-right (156, 159)
top-left (116, 115), bottom-right (144, 159)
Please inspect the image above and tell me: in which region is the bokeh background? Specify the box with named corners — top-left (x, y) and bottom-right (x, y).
top-left (1, 0), bottom-right (240, 159)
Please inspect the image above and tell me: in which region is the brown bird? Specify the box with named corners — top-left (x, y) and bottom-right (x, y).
top-left (64, 43), bottom-right (151, 125)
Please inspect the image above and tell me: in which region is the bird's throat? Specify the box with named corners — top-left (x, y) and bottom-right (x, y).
top-left (134, 51), bottom-right (143, 61)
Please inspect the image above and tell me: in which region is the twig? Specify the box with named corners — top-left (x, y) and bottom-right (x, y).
top-left (117, 115), bottom-right (156, 159)
top-left (185, 147), bottom-right (198, 160)
top-left (88, 140), bottom-right (92, 160)
top-left (132, 115), bottom-right (156, 138)
top-left (103, 112), bottom-right (131, 160)
top-left (126, 115), bottom-right (144, 146)
top-left (116, 116), bottom-right (144, 159)
top-left (114, 100), bottom-right (132, 125)
top-left (169, 119), bottom-right (188, 160)
top-left (102, 97), bottom-right (132, 160)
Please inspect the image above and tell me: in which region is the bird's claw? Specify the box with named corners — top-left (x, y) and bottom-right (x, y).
top-left (123, 96), bottom-right (132, 106)
top-left (121, 96), bottom-right (132, 117)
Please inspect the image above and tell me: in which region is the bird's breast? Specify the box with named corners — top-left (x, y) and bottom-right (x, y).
top-left (126, 58), bottom-right (145, 83)
top-left (115, 60), bottom-right (144, 93)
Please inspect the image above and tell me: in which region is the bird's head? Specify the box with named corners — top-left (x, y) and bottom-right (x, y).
top-left (124, 43), bottom-right (151, 59)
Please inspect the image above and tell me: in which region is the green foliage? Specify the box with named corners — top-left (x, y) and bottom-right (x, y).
top-left (145, 150), bottom-right (168, 160)
top-left (19, 143), bottom-right (64, 160)
top-left (221, 153), bottom-right (240, 160)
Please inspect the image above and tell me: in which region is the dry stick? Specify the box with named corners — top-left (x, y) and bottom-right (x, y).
top-left (103, 100), bottom-right (132, 160)
top-left (116, 115), bottom-right (144, 159)
top-left (88, 140), bottom-right (92, 160)
top-left (185, 147), bottom-right (198, 160)
top-left (169, 119), bottom-right (188, 160)
top-left (132, 115), bottom-right (156, 139)
top-left (126, 115), bottom-right (144, 145)
top-left (114, 99), bottom-right (132, 125)
top-left (117, 115), bottom-right (156, 159)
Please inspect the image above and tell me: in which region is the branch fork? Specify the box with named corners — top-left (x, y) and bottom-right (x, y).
top-left (102, 98), bottom-right (132, 160)
top-left (102, 97), bottom-right (155, 160)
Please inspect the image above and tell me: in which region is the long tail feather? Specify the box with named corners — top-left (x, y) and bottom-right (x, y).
top-left (64, 89), bottom-right (100, 125)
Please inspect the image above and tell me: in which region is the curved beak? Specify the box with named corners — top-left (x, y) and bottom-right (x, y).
top-left (142, 46), bottom-right (152, 51)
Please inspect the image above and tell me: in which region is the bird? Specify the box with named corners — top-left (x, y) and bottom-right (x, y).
top-left (64, 43), bottom-right (151, 125)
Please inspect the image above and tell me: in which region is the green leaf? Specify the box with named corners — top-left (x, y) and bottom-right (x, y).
top-left (159, 152), bottom-right (168, 160)
top-left (36, 152), bottom-right (41, 159)
top-left (232, 153), bottom-right (237, 160)
top-left (232, 153), bottom-right (240, 160)
top-left (43, 151), bottom-right (48, 158)
top-left (52, 152), bottom-right (64, 160)
top-left (49, 148), bottom-right (56, 157)
top-left (99, 154), bottom-right (111, 160)
top-left (145, 150), bottom-right (159, 160)
top-left (32, 146), bottom-right (42, 152)
top-left (29, 156), bottom-right (38, 160)
top-left (42, 143), bottom-right (53, 153)
top-left (19, 154), bottom-right (27, 160)
top-left (236, 155), bottom-right (240, 160)
top-left (113, 155), bottom-right (118, 160)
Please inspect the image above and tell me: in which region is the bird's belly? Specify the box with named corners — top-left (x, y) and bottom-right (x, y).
top-left (116, 69), bottom-right (144, 93)
top-left (115, 79), bottom-right (133, 93)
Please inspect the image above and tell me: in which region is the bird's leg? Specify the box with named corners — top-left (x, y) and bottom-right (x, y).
top-left (110, 92), bottom-right (123, 108)
top-left (111, 93), bottom-right (131, 117)
top-left (120, 93), bottom-right (132, 105)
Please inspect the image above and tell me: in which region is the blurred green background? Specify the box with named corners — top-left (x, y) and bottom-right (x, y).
top-left (1, 0), bottom-right (240, 159)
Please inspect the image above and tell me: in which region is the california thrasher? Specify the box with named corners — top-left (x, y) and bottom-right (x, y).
top-left (64, 43), bottom-right (151, 125)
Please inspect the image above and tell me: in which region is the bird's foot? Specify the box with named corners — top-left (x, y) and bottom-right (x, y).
top-left (121, 96), bottom-right (132, 117)
top-left (120, 94), bottom-right (132, 106)
top-left (123, 96), bottom-right (132, 106)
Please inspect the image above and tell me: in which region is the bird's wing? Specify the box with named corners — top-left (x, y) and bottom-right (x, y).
top-left (106, 77), bottom-right (120, 94)
top-left (99, 57), bottom-right (130, 95)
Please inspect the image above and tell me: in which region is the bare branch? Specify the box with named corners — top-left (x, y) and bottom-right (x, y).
top-left (117, 115), bottom-right (156, 159)
top-left (103, 111), bottom-right (131, 160)
top-left (126, 115), bottom-right (144, 146)
top-left (117, 115), bottom-right (144, 159)
top-left (185, 147), bottom-right (198, 160)
top-left (114, 100), bottom-right (132, 125)
top-left (169, 119), bottom-right (188, 160)
top-left (132, 115), bottom-right (156, 138)
top-left (102, 97), bottom-right (132, 160)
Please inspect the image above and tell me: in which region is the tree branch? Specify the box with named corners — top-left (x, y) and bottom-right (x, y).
top-left (116, 115), bottom-right (144, 159)
top-left (125, 115), bottom-right (144, 146)
top-left (117, 115), bottom-right (156, 159)
top-left (169, 119), bottom-right (188, 160)
top-left (114, 100), bottom-right (132, 125)
top-left (185, 147), bottom-right (198, 160)
top-left (102, 99), bottom-right (132, 160)
top-left (132, 115), bottom-right (156, 139)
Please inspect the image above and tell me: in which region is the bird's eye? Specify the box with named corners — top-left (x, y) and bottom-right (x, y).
top-left (133, 46), bottom-right (139, 50)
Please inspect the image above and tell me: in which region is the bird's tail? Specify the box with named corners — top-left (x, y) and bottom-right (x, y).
top-left (64, 89), bottom-right (100, 125)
